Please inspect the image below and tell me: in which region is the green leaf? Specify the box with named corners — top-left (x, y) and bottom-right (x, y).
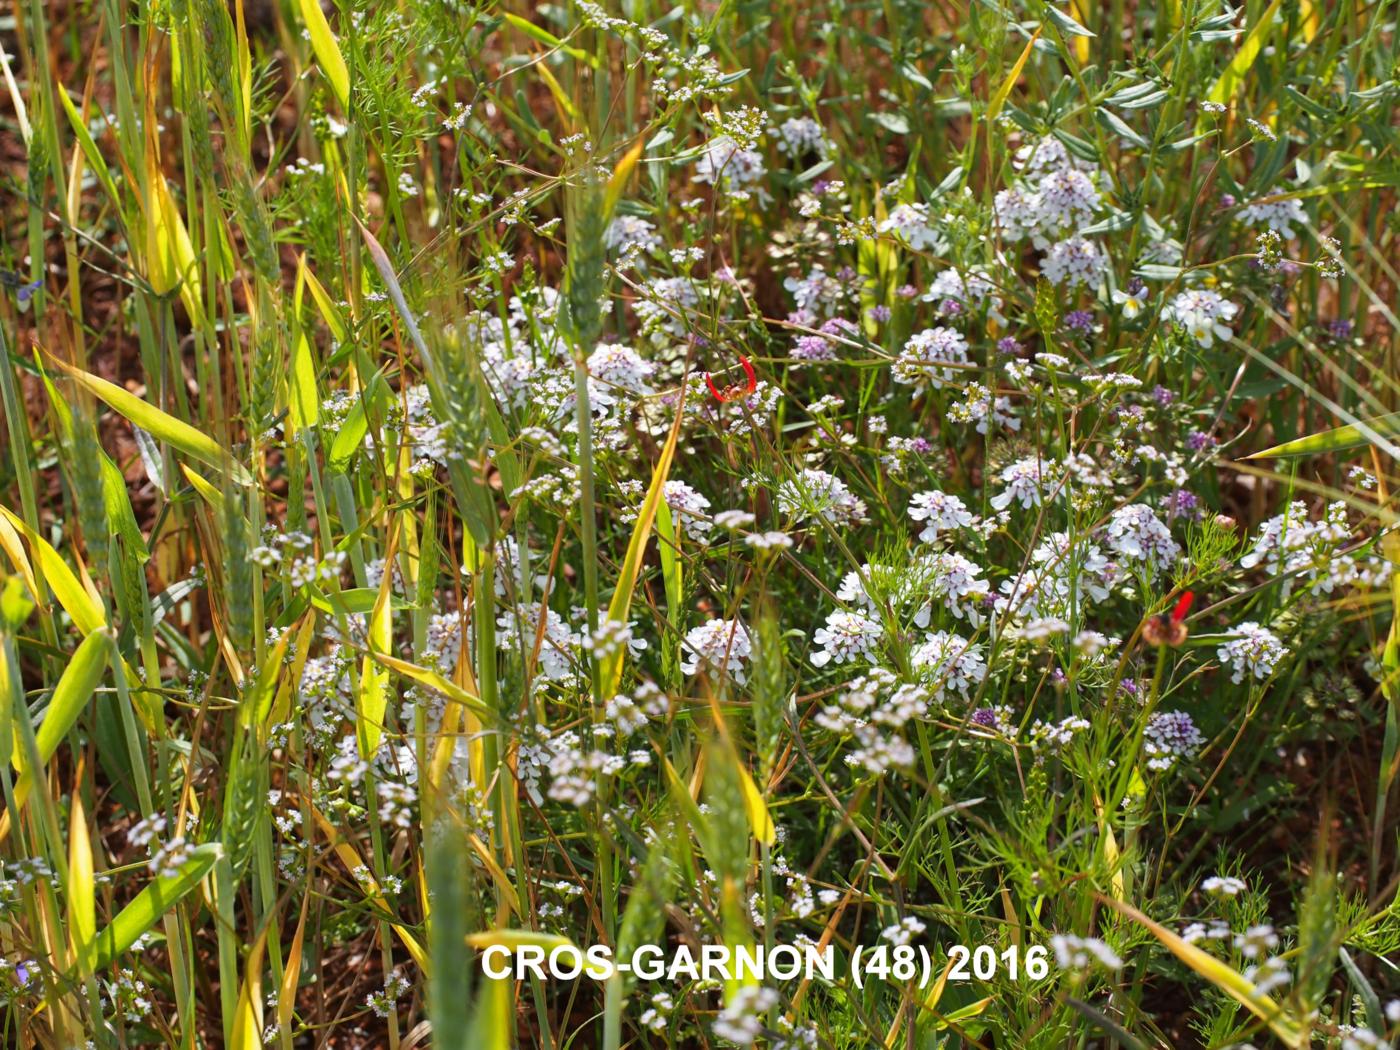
top-left (57, 84), bottom-right (119, 205)
top-left (1096, 107), bottom-right (1149, 149)
top-left (1246, 413), bottom-right (1400, 459)
top-left (7, 630), bottom-right (112, 822)
top-left (356, 549), bottom-right (394, 759)
top-left (93, 842), bottom-right (222, 970)
top-left (50, 358), bottom-right (250, 484)
top-left (1045, 5), bottom-right (1095, 37)
top-left (598, 389), bottom-right (685, 699)
top-left (326, 373), bottom-right (388, 473)
top-left (68, 793), bottom-right (97, 976)
top-left (32, 630), bottom-right (113, 771)
top-left (502, 12), bottom-right (595, 64)
top-left (0, 506), bottom-right (106, 636)
top-left (287, 327), bottom-right (320, 436)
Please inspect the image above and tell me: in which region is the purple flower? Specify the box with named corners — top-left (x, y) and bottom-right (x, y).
top-left (793, 334), bottom-right (835, 361)
top-left (1152, 385), bottom-right (1175, 406)
top-left (16, 279), bottom-right (42, 303)
top-left (896, 284), bottom-right (920, 300)
top-left (1165, 489), bottom-right (1202, 522)
top-left (14, 960), bottom-right (31, 987)
top-left (939, 297), bottom-right (963, 316)
top-left (1186, 430), bottom-right (1217, 452)
top-left (812, 179), bottom-right (832, 195)
top-left (970, 707), bottom-right (998, 728)
top-left (867, 304), bottom-right (891, 323)
top-left (1220, 193), bottom-right (1237, 208)
top-left (1064, 310), bottom-right (1094, 332)
top-left (996, 336), bottom-right (1022, 355)
top-left (1327, 319), bottom-right (1353, 342)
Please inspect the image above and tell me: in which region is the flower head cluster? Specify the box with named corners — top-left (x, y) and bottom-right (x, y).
top-left (1217, 622), bottom-right (1288, 683)
top-left (1237, 189), bottom-right (1308, 240)
top-left (1105, 504), bottom-right (1181, 579)
top-left (911, 630), bottom-right (987, 701)
top-left (680, 619), bottom-right (752, 683)
top-left (908, 489), bottom-right (976, 543)
top-left (1240, 500), bottom-right (1353, 595)
top-left (776, 468), bottom-right (869, 527)
top-left (1166, 289), bottom-right (1239, 348)
top-left (1050, 934), bottom-right (1123, 971)
top-left (814, 669), bottom-right (931, 774)
top-left (893, 326), bottom-right (970, 389)
top-left (810, 609), bottom-right (884, 668)
top-left (878, 202), bottom-right (939, 251)
top-left (1142, 710), bottom-right (1204, 771)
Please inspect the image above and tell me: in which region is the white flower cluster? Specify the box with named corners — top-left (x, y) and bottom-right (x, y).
top-left (497, 603), bottom-right (580, 685)
top-left (713, 984), bottom-right (779, 1045)
top-left (998, 531), bottom-right (1116, 621)
top-left (814, 669), bottom-right (931, 774)
top-left (910, 630), bottom-right (987, 701)
top-left (1217, 622), bottom-right (1288, 683)
top-left (680, 619), bottom-right (752, 683)
top-left (878, 202), bottom-right (939, 251)
top-left (1240, 500), bottom-right (1354, 595)
top-left (908, 489), bottom-right (977, 543)
top-left (991, 457), bottom-right (1045, 510)
top-left (774, 115), bottom-right (830, 158)
top-left (1142, 710), bottom-right (1204, 771)
top-left (810, 609), bottom-right (883, 668)
top-left (693, 128), bottom-right (771, 204)
top-left (775, 468), bottom-right (869, 527)
top-left (1165, 289), bottom-right (1239, 348)
top-left (1237, 188), bottom-right (1308, 239)
top-left (924, 266), bottom-right (1005, 323)
top-left (1105, 503), bottom-right (1181, 579)
top-left (1050, 933), bottom-right (1123, 971)
top-left (893, 326), bottom-right (970, 389)
top-left (996, 140), bottom-right (1103, 247)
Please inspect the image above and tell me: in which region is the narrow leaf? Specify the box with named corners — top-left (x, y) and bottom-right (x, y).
top-left (296, 0), bottom-right (350, 110)
top-left (988, 28), bottom-right (1042, 123)
top-left (1206, 0), bottom-right (1284, 106)
top-left (48, 358), bottom-right (249, 483)
top-left (68, 793), bottom-right (97, 976)
top-left (94, 842), bottom-right (223, 970)
top-left (1247, 413), bottom-right (1400, 459)
top-left (598, 392), bottom-right (686, 698)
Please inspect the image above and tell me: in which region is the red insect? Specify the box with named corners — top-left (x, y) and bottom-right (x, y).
top-left (705, 354), bottom-right (757, 403)
top-left (1144, 590), bottom-right (1195, 648)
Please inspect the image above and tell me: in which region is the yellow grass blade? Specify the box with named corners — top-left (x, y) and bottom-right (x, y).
top-left (1099, 896), bottom-right (1305, 1047)
top-left (228, 928), bottom-right (266, 1050)
top-left (356, 553), bottom-right (394, 760)
top-left (988, 28), bottom-right (1042, 123)
top-left (296, 0), bottom-right (350, 111)
top-left (67, 793), bottom-right (97, 976)
top-left (1206, 0), bottom-right (1283, 107)
top-left (598, 390), bottom-right (686, 697)
top-left (0, 506), bottom-right (105, 636)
